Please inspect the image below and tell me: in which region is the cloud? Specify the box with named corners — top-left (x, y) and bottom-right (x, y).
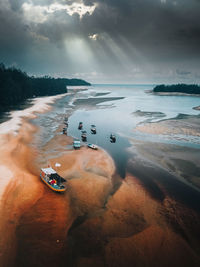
top-left (88, 33), bottom-right (98, 40)
top-left (0, 0), bottom-right (200, 83)
top-left (22, 0), bottom-right (97, 23)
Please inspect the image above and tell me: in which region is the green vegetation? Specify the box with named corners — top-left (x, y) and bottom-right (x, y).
top-left (0, 63), bottom-right (90, 111)
top-left (153, 84), bottom-right (200, 94)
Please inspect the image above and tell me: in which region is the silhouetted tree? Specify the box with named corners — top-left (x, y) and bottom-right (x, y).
top-left (0, 63), bottom-right (90, 111)
top-left (153, 84), bottom-right (200, 94)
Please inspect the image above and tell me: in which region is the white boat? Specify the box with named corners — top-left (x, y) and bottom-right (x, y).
top-left (88, 143), bottom-right (98, 150)
top-left (73, 140), bottom-right (81, 149)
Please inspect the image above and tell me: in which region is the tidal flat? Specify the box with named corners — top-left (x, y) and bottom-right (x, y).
top-left (0, 84), bottom-right (200, 267)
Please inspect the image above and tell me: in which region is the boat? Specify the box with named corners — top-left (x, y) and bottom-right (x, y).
top-left (64, 117), bottom-right (68, 127)
top-left (81, 130), bottom-right (87, 141)
top-left (110, 133), bottom-right (116, 143)
top-left (63, 127), bottom-right (67, 134)
top-left (91, 125), bottom-right (96, 134)
top-left (40, 167), bottom-right (66, 192)
top-left (73, 140), bottom-right (81, 149)
top-left (88, 143), bottom-right (98, 150)
top-left (78, 122), bottom-right (83, 130)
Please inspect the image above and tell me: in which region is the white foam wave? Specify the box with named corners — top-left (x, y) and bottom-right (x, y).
top-left (0, 94), bottom-right (67, 135)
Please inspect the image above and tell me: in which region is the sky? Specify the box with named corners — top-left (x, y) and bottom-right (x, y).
top-left (0, 0), bottom-right (200, 84)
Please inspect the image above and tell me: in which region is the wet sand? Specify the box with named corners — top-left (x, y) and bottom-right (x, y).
top-left (134, 113), bottom-right (200, 191)
top-left (0, 105), bottom-right (200, 266)
top-left (135, 116), bottom-right (200, 137)
top-left (73, 97), bottom-right (124, 106)
top-left (130, 140), bottom-right (200, 190)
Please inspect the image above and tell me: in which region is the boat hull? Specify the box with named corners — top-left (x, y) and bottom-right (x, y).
top-left (40, 175), bottom-right (66, 192)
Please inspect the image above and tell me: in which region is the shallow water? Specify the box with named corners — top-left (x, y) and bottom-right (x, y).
top-left (1, 84), bottom-right (200, 178)
top-left (31, 84), bottom-right (200, 144)
top-left (26, 85), bottom-right (199, 177)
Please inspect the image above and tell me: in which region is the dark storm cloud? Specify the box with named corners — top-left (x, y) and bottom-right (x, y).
top-left (0, 0), bottom-right (200, 82)
top-left (0, 2), bottom-right (32, 60)
top-left (84, 0), bottom-right (200, 56)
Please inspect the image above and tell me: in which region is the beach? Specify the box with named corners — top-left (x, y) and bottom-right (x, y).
top-left (0, 86), bottom-right (200, 266)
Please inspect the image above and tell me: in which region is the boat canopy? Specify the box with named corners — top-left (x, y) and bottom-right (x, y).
top-left (41, 168), bottom-right (66, 183)
top-left (49, 173), bottom-right (66, 183)
top-left (74, 140), bottom-right (81, 144)
top-left (41, 167), bottom-right (57, 175)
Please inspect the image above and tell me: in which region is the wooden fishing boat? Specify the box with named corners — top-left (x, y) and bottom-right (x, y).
top-left (40, 167), bottom-right (66, 192)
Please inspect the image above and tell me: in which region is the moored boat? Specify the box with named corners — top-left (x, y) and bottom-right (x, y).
top-left (63, 127), bottom-right (67, 134)
top-left (91, 125), bottom-right (96, 134)
top-left (73, 140), bottom-right (81, 149)
top-left (64, 117), bottom-right (68, 127)
top-left (110, 133), bottom-right (116, 143)
top-left (88, 143), bottom-right (98, 150)
top-left (81, 130), bottom-right (87, 141)
top-left (78, 122), bottom-right (83, 130)
top-left (40, 167), bottom-right (66, 192)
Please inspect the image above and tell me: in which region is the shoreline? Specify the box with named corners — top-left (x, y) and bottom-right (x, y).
top-left (147, 90), bottom-right (200, 97)
top-left (0, 93), bottom-right (68, 135)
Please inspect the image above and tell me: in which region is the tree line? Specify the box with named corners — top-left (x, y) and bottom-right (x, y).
top-left (0, 63), bottom-right (90, 111)
top-left (153, 84), bottom-right (200, 94)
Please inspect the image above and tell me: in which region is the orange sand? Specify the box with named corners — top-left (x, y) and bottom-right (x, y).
top-left (0, 120), bottom-right (200, 266)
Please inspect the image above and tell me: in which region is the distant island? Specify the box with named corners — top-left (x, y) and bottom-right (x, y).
top-left (0, 63), bottom-right (90, 112)
top-left (153, 84), bottom-right (200, 95)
